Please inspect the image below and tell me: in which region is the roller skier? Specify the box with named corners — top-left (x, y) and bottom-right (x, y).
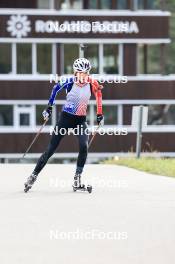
top-left (24, 58), bottom-right (103, 193)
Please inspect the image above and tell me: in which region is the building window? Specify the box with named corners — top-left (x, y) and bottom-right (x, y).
top-left (0, 44), bottom-right (11, 74)
top-left (37, 44), bottom-right (52, 74)
top-left (88, 0), bottom-right (98, 8)
top-left (137, 0), bottom-right (159, 9)
top-left (14, 105), bottom-right (35, 127)
top-left (103, 105), bottom-right (118, 125)
top-left (117, 0), bottom-right (128, 9)
top-left (138, 44), bottom-right (161, 74)
top-left (0, 105), bottom-right (13, 126)
top-left (88, 0), bottom-right (112, 9)
top-left (103, 44), bottom-right (119, 74)
top-left (99, 0), bottom-right (112, 9)
top-left (17, 44), bottom-right (32, 74)
top-left (88, 0), bottom-right (128, 9)
top-left (148, 105), bottom-right (175, 125)
top-left (147, 45), bottom-right (162, 74)
top-left (37, 0), bottom-right (50, 8)
top-left (64, 44), bottom-right (79, 74)
top-left (84, 45), bottom-right (99, 74)
top-left (86, 105), bottom-right (91, 123)
top-left (138, 45), bottom-right (144, 74)
top-left (58, 0), bottom-right (82, 9)
top-left (20, 113), bottom-right (30, 126)
top-left (86, 104), bottom-right (118, 126)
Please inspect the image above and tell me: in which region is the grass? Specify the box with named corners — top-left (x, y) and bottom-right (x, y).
top-left (103, 157), bottom-right (175, 178)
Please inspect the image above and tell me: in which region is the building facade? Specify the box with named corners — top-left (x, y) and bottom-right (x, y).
top-left (0, 0), bottom-right (174, 160)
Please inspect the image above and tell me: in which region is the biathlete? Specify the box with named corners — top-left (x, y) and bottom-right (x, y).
top-left (24, 58), bottom-right (104, 193)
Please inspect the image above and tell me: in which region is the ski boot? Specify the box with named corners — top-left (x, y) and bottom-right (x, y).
top-left (24, 173), bottom-right (38, 193)
top-left (72, 173), bottom-right (92, 193)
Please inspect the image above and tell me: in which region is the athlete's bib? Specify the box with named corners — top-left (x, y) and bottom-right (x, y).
top-left (63, 83), bottom-right (91, 116)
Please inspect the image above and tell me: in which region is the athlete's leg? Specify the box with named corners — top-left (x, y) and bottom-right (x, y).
top-left (33, 131), bottom-right (64, 175)
top-left (24, 112), bottom-right (77, 192)
top-left (76, 121), bottom-right (89, 175)
top-left (24, 129), bottom-right (64, 192)
top-left (33, 113), bottom-right (71, 175)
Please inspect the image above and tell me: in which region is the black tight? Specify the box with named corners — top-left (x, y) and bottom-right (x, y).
top-left (33, 112), bottom-right (89, 175)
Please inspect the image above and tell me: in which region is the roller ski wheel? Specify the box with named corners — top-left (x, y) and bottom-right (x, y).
top-left (87, 185), bottom-right (92, 193)
top-left (72, 184), bottom-right (92, 193)
top-left (72, 183), bottom-right (85, 192)
top-left (72, 173), bottom-right (92, 193)
top-left (24, 184), bottom-right (32, 193)
top-left (73, 186), bottom-right (77, 192)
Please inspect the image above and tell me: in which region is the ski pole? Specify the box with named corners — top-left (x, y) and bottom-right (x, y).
top-left (22, 119), bottom-right (48, 159)
top-left (88, 123), bottom-right (101, 149)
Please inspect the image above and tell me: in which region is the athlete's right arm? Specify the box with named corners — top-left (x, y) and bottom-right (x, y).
top-left (48, 82), bottom-right (65, 106)
top-left (42, 77), bottom-right (74, 120)
top-left (42, 82), bottom-right (65, 120)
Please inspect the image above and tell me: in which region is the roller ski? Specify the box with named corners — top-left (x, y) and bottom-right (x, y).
top-left (24, 173), bottom-right (37, 193)
top-left (72, 173), bottom-right (92, 193)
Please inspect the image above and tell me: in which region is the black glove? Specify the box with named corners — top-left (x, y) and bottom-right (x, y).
top-left (42, 105), bottom-right (53, 120)
top-left (97, 114), bottom-right (104, 125)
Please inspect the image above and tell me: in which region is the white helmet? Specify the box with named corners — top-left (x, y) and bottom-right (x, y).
top-left (73, 58), bottom-right (91, 73)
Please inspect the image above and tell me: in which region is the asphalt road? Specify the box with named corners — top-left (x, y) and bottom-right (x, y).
top-left (0, 164), bottom-right (175, 264)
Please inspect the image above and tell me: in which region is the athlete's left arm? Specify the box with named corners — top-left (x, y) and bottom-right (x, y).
top-left (90, 79), bottom-right (103, 115)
